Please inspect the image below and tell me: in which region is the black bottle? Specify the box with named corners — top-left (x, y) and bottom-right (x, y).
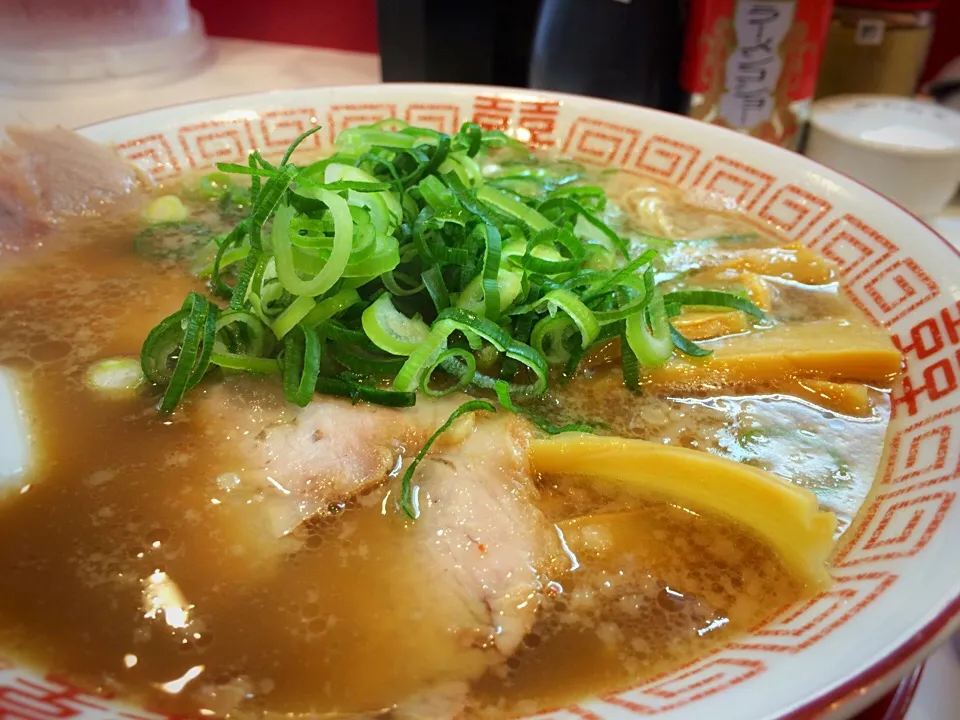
top-left (529, 0), bottom-right (689, 113)
top-left (377, 0), bottom-right (542, 87)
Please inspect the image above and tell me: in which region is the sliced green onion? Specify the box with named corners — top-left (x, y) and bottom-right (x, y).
top-left (324, 320), bottom-right (368, 345)
top-left (663, 289), bottom-right (766, 320)
top-left (540, 196), bottom-right (628, 257)
top-left (456, 268), bottom-right (522, 316)
top-left (417, 174), bottom-right (468, 226)
top-left (187, 302), bottom-right (219, 391)
top-left (210, 353), bottom-right (279, 374)
top-left (325, 163), bottom-right (403, 221)
top-left (154, 293), bottom-right (216, 412)
top-left (197, 172), bottom-right (235, 199)
top-left (229, 247), bottom-right (263, 310)
top-left (382, 269), bottom-right (424, 297)
top-left (342, 235), bottom-right (400, 278)
top-left (272, 295), bottom-right (318, 339)
top-left (143, 195), bottom-right (188, 224)
top-left (251, 165), bottom-right (297, 239)
top-left (619, 320), bottom-right (641, 392)
top-left (315, 376), bottom-right (416, 407)
top-left (531, 315), bottom-right (576, 365)
top-left (399, 399), bottom-right (496, 518)
top-left (332, 342), bottom-right (406, 377)
top-left (362, 293), bottom-right (432, 356)
top-left (302, 288), bottom-right (361, 327)
top-left (281, 324), bottom-right (321, 407)
top-left (422, 266), bottom-right (451, 312)
top-left (420, 348), bottom-right (476, 397)
top-left (670, 324), bottom-right (713, 358)
top-left (336, 128), bottom-right (417, 155)
top-left (530, 289), bottom-right (600, 349)
top-left (438, 151), bottom-right (482, 188)
top-left (86, 358), bottom-right (145, 393)
top-left (141, 308), bottom-right (189, 384)
top-left (142, 118), bottom-right (701, 437)
top-left (493, 380), bottom-right (595, 434)
top-left (280, 125), bottom-right (322, 165)
top-left (518, 226), bottom-right (585, 275)
top-left (273, 196), bottom-right (353, 297)
top-left (394, 307), bottom-right (548, 396)
top-left (402, 134), bottom-right (451, 187)
top-left (214, 310), bottom-right (272, 356)
top-left (210, 221), bottom-right (250, 297)
top-left (625, 288), bottom-right (673, 368)
top-left (194, 242), bottom-right (248, 280)
top-left (215, 162), bottom-right (278, 178)
top-left (476, 185), bottom-right (552, 231)
top-left (550, 184), bottom-right (606, 207)
top-left (457, 122), bottom-right (483, 157)
top-left (476, 223), bottom-right (502, 319)
top-left (587, 249), bottom-right (658, 299)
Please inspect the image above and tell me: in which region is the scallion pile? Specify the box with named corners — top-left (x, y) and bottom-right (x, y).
top-left (140, 119), bottom-right (762, 417)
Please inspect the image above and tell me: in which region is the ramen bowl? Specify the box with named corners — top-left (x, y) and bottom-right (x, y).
top-left (1, 84), bottom-right (959, 720)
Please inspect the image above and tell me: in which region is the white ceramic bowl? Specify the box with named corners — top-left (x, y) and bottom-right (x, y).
top-left (806, 95), bottom-right (960, 218)
top-left (3, 84), bottom-right (960, 720)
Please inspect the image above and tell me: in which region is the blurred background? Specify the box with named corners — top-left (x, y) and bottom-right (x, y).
top-left (0, 0), bottom-right (958, 716)
top-left (0, 0), bottom-right (956, 139)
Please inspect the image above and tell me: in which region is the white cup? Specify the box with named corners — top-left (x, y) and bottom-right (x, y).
top-left (805, 95), bottom-right (960, 218)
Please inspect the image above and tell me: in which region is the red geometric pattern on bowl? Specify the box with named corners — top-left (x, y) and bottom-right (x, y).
top-left (325, 103), bottom-right (398, 144)
top-left (810, 214), bottom-right (897, 284)
top-left (471, 95), bottom-right (516, 133)
top-left (472, 96), bottom-right (561, 148)
top-left (0, 670), bottom-right (167, 720)
top-left (560, 117), bottom-right (642, 166)
top-left (516, 99), bottom-right (562, 148)
top-left (602, 657), bottom-right (766, 714)
top-left (631, 135), bottom-right (701, 186)
top-left (257, 108), bottom-right (322, 153)
top-left (834, 492), bottom-right (955, 568)
top-left (891, 302), bottom-right (960, 418)
top-left (882, 405), bottom-right (960, 488)
top-left (860, 259), bottom-right (940, 328)
top-left (177, 119), bottom-right (257, 169)
top-left (690, 156), bottom-right (775, 211)
top-left (530, 708), bottom-right (603, 720)
top-left (730, 573), bottom-right (899, 652)
top-left (21, 89), bottom-right (960, 720)
top-left (756, 184), bottom-right (832, 242)
top-left (404, 103), bottom-right (461, 134)
top-left (113, 134), bottom-right (181, 182)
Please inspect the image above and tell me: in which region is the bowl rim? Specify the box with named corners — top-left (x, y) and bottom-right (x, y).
top-left (62, 82), bottom-right (960, 719)
top-left (809, 93), bottom-right (960, 158)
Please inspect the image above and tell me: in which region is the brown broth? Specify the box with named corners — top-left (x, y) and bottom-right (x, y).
top-left (0, 165), bottom-right (889, 719)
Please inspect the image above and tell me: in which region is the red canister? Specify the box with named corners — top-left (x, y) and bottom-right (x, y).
top-left (681, 0), bottom-right (835, 149)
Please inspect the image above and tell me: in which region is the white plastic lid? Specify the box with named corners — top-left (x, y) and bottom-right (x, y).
top-left (0, 0), bottom-right (208, 94)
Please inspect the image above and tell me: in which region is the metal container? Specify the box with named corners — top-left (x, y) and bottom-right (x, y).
top-left (815, 1), bottom-right (938, 99)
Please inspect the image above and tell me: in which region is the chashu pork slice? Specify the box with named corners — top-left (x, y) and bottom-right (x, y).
top-left (193, 377), bottom-right (476, 537)
top-left (0, 126), bottom-right (146, 246)
top-left (374, 413), bottom-right (561, 718)
top-left (401, 412), bottom-right (560, 659)
top-left (190, 385), bottom-right (559, 718)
